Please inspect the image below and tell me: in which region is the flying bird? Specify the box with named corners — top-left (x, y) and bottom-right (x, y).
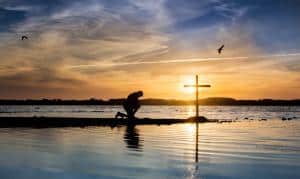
top-left (218, 45), bottom-right (224, 54)
top-left (21, 36), bottom-right (28, 40)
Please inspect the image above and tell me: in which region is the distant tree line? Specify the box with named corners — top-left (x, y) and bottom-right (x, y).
top-left (0, 97), bottom-right (299, 105)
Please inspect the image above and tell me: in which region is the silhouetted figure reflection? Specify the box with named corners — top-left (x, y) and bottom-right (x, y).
top-left (123, 125), bottom-right (142, 151)
top-left (115, 91), bottom-right (143, 119)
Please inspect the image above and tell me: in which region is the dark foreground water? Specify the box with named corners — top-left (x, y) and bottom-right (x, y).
top-left (0, 121), bottom-right (300, 179)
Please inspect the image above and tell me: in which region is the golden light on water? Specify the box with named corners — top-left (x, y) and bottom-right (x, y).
top-left (187, 105), bottom-right (195, 117)
top-left (185, 124), bottom-right (196, 134)
top-left (185, 106), bottom-right (196, 134)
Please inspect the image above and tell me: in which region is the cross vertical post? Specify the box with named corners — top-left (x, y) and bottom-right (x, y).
top-left (196, 75), bottom-right (199, 117)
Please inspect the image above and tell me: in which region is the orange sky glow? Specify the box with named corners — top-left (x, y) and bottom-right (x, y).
top-left (0, 1), bottom-right (300, 100)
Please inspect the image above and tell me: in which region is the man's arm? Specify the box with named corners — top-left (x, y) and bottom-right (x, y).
top-left (132, 103), bottom-right (141, 114)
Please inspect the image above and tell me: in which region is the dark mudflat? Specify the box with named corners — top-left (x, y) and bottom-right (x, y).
top-left (0, 116), bottom-right (217, 128)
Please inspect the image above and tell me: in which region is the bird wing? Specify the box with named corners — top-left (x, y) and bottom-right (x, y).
top-left (217, 45), bottom-right (224, 54)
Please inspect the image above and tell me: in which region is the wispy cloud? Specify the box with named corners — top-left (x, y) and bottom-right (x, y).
top-left (67, 52), bottom-right (300, 71)
top-left (0, 0), bottom-right (299, 99)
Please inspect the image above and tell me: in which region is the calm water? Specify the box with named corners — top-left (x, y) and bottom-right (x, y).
top-left (0, 121), bottom-right (300, 179)
top-left (0, 106), bottom-right (300, 178)
top-left (0, 105), bottom-right (299, 120)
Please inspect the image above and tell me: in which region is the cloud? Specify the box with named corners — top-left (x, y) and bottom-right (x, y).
top-left (0, 0), bottom-right (299, 99)
top-left (0, 0), bottom-right (172, 97)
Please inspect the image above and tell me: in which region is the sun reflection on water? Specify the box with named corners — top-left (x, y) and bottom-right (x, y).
top-left (186, 105), bottom-right (195, 117)
top-left (0, 120), bottom-right (299, 178)
top-left (185, 123), bottom-right (196, 135)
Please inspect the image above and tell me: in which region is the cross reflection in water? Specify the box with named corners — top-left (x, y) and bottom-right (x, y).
top-left (195, 122), bottom-right (199, 163)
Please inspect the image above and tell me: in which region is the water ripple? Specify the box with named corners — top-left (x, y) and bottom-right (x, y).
top-left (0, 121), bottom-right (300, 178)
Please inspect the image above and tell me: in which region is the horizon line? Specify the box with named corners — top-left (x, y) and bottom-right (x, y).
top-left (0, 97), bottom-right (299, 101)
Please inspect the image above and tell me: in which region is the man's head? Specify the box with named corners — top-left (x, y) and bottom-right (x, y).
top-left (136, 91), bottom-right (143, 97)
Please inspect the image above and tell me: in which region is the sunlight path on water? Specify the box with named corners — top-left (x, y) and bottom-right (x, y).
top-left (0, 105), bottom-right (299, 120)
top-left (0, 120), bottom-right (300, 178)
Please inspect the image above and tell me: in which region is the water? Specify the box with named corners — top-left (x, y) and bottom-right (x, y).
top-left (0, 105), bottom-right (299, 120)
top-left (0, 121), bottom-right (300, 179)
top-left (0, 106), bottom-right (300, 178)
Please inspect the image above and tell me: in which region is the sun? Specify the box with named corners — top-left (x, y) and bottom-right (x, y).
top-left (178, 75), bottom-right (211, 99)
top-left (179, 75), bottom-right (195, 94)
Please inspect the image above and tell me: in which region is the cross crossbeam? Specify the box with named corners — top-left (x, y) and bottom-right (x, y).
top-left (184, 85), bottom-right (211, 88)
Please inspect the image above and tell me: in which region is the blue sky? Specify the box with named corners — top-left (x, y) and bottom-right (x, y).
top-left (1, 0), bottom-right (299, 51)
top-left (0, 0), bottom-right (299, 99)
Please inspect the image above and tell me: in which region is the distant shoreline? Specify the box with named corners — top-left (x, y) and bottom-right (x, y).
top-left (0, 98), bottom-right (300, 106)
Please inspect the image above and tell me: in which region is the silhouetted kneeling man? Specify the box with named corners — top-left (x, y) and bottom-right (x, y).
top-left (115, 91), bottom-right (143, 119)
top-left (124, 91), bottom-right (143, 119)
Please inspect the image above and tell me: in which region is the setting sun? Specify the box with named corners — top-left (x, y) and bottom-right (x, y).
top-left (180, 75), bottom-right (196, 94)
top-left (179, 75), bottom-right (211, 98)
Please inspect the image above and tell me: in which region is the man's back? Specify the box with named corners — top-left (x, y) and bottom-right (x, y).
top-left (126, 92), bottom-right (141, 106)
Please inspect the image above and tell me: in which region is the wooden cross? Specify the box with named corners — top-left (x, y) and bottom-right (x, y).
top-left (184, 75), bottom-right (211, 117)
top-left (184, 75), bottom-right (211, 162)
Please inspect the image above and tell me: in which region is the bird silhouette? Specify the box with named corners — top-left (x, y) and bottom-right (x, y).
top-left (217, 45), bottom-right (224, 54)
top-left (21, 36), bottom-right (28, 40)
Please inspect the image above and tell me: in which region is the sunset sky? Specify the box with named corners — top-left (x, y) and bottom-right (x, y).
top-left (0, 0), bottom-right (300, 99)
